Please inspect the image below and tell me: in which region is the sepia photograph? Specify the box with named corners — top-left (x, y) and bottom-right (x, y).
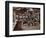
top-left (5, 1), bottom-right (45, 37)
top-left (13, 7), bottom-right (40, 31)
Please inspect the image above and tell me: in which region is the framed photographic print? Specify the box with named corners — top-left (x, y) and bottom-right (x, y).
top-left (5, 1), bottom-right (45, 37)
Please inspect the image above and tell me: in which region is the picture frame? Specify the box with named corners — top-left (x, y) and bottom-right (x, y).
top-left (5, 1), bottom-right (45, 37)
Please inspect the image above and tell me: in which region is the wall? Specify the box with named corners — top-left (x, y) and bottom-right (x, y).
top-left (0, 0), bottom-right (46, 38)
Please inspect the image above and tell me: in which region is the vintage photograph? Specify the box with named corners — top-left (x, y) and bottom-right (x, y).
top-left (13, 7), bottom-right (40, 31)
top-left (5, 1), bottom-right (45, 37)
